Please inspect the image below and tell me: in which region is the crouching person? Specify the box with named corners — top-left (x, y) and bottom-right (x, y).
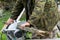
top-left (1, 0), bottom-right (60, 39)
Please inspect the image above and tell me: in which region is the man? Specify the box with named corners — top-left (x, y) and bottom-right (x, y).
top-left (2, 0), bottom-right (60, 39)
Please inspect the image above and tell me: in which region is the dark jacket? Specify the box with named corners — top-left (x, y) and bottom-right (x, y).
top-left (10, 0), bottom-right (35, 21)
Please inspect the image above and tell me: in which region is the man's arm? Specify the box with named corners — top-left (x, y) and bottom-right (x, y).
top-left (1, 0), bottom-right (24, 31)
top-left (19, 0), bottom-right (35, 30)
top-left (10, 0), bottom-right (24, 20)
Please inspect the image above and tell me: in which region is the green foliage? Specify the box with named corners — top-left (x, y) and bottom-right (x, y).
top-left (0, 33), bottom-right (7, 40)
top-left (0, 10), bottom-right (11, 40)
top-left (0, 10), bottom-right (10, 40)
top-left (25, 32), bottom-right (32, 39)
top-left (0, 10), bottom-right (11, 30)
top-left (57, 33), bottom-right (60, 38)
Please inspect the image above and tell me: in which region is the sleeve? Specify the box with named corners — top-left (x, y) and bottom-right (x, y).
top-left (28, 0), bottom-right (59, 30)
top-left (27, 0), bottom-right (35, 26)
top-left (10, 0), bottom-right (24, 20)
top-left (26, 0), bottom-right (35, 21)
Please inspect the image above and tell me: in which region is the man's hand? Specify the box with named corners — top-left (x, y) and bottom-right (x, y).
top-left (1, 18), bottom-right (14, 32)
top-left (19, 22), bottom-right (30, 30)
